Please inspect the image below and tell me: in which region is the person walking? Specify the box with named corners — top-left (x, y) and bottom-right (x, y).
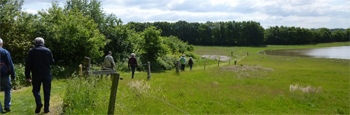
top-left (128, 53), bottom-right (138, 79)
top-left (0, 38), bottom-right (15, 113)
top-left (179, 55), bottom-right (186, 71)
top-left (188, 57), bottom-right (194, 71)
top-left (103, 51), bottom-right (116, 70)
top-left (25, 37), bottom-right (54, 113)
top-left (103, 51), bottom-right (116, 78)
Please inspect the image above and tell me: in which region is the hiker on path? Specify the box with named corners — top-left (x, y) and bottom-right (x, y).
top-left (188, 57), bottom-right (194, 71)
top-left (179, 55), bottom-right (186, 71)
top-left (0, 38), bottom-right (16, 113)
top-left (25, 37), bottom-right (54, 113)
top-left (103, 51), bottom-right (116, 78)
top-left (128, 53), bottom-right (138, 79)
top-left (103, 51), bottom-right (116, 70)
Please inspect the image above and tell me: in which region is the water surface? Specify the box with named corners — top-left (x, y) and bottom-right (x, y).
top-left (259, 46), bottom-right (350, 59)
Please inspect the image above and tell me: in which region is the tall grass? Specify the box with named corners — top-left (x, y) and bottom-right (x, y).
top-left (62, 42), bottom-right (349, 114)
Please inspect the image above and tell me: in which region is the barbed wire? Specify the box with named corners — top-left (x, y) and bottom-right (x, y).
top-left (116, 98), bottom-right (133, 115)
top-left (141, 91), bottom-right (190, 115)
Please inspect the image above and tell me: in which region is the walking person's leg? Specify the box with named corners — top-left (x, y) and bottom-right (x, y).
top-left (0, 78), bottom-right (3, 113)
top-left (131, 66), bottom-right (135, 79)
top-left (32, 79), bottom-right (43, 113)
top-left (190, 64), bottom-right (193, 70)
top-left (3, 77), bottom-right (12, 111)
top-left (42, 77), bottom-right (52, 113)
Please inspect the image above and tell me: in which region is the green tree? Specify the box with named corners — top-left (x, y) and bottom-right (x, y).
top-left (318, 28), bottom-right (332, 42)
top-left (139, 26), bottom-right (168, 64)
top-left (38, 3), bottom-right (106, 65)
top-left (344, 29), bottom-right (350, 41)
top-left (332, 30), bottom-right (344, 42)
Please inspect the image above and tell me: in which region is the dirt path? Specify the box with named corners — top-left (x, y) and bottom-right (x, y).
top-left (201, 55), bottom-right (232, 61)
top-left (0, 80), bottom-right (66, 114)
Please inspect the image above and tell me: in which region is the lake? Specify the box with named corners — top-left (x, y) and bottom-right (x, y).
top-left (259, 46), bottom-right (350, 60)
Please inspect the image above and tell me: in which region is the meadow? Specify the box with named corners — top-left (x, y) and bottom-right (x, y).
top-left (1, 42), bottom-right (349, 114)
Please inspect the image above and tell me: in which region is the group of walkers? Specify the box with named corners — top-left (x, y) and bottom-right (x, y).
top-left (0, 37), bottom-right (54, 113)
top-left (179, 54), bottom-right (194, 71)
top-left (0, 36), bottom-right (195, 114)
top-left (104, 54), bottom-right (194, 79)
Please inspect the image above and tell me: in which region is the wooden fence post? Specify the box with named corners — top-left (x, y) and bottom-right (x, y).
top-left (83, 57), bottom-right (91, 75)
top-left (176, 61), bottom-right (179, 74)
top-left (204, 62), bottom-right (207, 70)
top-left (108, 73), bottom-right (120, 115)
top-left (79, 64), bottom-right (83, 76)
top-left (147, 61), bottom-right (151, 80)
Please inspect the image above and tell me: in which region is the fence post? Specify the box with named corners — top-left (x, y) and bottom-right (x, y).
top-left (108, 73), bottom-right (120, 115)
top-left (79, 64), bottom-right (83, 76)
top-left (83, 57), bottom-right (91, 75)
top-left (204, 62), bottom-right (207, 70)
top-left (176, 61), bottom-right (179, 74)
top-left (147, 61), bottom-right (151, 80)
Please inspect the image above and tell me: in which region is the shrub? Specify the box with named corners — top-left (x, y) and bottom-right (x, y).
top-left (63, 74), bottom-right (110, 114)
top-left (13, 64), bottom-right (29, 89)
top-left (184, 52), bottom-right (200, 59)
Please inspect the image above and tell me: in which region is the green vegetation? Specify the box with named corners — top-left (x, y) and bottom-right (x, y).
top-left (60, 42), bottom-right (349, 114)
top-left (0, 80), bottom-right (67, 114)
top-left (0, 42), bottom-right (348, 114)
top-left (1, 0), bottom-right (349, 114)
top-left (128, 21), bottom-right (350, 46)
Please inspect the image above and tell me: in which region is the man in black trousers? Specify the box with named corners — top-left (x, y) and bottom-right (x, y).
top-left (25, 37), bottom-right (54, 113)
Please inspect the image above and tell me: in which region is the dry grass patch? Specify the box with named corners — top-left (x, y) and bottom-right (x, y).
top-left (221, 65), bottom-right (274, 78)
top-left (289, 84), bottom-right (322, 93)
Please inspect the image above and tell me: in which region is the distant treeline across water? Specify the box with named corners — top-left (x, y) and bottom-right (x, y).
top-left (127, 21), bottom-right (350, 46)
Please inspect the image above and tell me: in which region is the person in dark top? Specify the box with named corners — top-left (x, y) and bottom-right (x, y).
top-left (179, 55), bottom-right (186, 71)
top-left (0, 38), bottom-right (16, 113)
top-left (128, 53), bottom-right (138, 79)
top-left (188, 57), bottom-right (194, 71)
top-left (25, 37), bottom-right (54, 113)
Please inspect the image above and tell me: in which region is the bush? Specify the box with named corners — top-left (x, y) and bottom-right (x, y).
top-left (184, 52), bottom-right (200, 59)
top-left (12, 64), bottom-right (77, 89)
top-left (63, 74), bottom-right (110, 114)
top-left (13, 64), bottom-right (29, 89)
top-left (157, 55), bottom-right (177, 70)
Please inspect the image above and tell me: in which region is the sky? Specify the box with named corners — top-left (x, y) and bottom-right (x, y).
top-left (21, 0), bottom-right (350, 29)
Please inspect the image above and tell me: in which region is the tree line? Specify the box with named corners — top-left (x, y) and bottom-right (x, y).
top-left (1, 0), bottom-right (349, 70)
top-left (127, 21), bottom-right (350, 46)
top-left (1, 0), bottom-right (192, 71)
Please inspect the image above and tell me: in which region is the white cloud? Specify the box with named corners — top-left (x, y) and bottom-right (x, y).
top-left (21, 0), bottom-right (350, 28)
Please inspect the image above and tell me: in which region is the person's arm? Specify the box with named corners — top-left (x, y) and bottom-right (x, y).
top-left (49, 50), bottom-right (54, 65)
top-left (111, 57), bottom-right (116, 69)
top-left (25, 50), bottom-right (32, 82)
top-left (128, 58), bottom-right (130, 68)
top-left (135, 58), bottom-right (138, 68)
top-left (4, 51), bottom-right (15, 80)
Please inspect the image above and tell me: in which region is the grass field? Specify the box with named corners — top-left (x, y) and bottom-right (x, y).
top-left (1, 42), bottom-right (349, 114)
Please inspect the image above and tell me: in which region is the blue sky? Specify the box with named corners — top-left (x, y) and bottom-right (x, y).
top-left (21, 0), bottom-right (350, 29)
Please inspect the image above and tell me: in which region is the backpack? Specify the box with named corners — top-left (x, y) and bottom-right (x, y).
top-left (180, 58), bottom-right (185, 64)
top-left (0, 53), bottom-right (8, 75)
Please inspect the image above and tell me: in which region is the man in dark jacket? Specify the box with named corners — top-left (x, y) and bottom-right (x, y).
top-left (188, 57), bottom-right (194, 71)
top-left (128, 53), bottom-right (138, 79)
top-left (25, 37), bottom-right (54, 113)
top-left (0, 38), bottom-right (15, 113)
